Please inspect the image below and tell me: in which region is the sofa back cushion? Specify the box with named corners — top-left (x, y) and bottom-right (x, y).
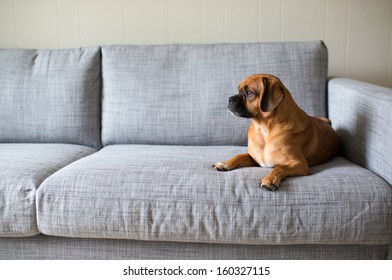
top-left (0, 47), bottom-right (102, 149)
top-left (102, 41), bottom-right (327, 146)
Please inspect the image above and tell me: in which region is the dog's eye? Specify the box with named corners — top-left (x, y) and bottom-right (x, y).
top-left (245, 90), bottom-right (253, 97)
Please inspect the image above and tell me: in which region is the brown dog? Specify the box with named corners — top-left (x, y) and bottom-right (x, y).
top-left (212, 74), bottom-right (339, 191)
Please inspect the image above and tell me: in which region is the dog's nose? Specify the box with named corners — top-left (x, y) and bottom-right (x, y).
top-left (228, 94), bottom-right (239, 105)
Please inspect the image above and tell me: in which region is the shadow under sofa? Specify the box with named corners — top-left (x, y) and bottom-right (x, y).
top-left (0, 41), bottom-right (391, 260)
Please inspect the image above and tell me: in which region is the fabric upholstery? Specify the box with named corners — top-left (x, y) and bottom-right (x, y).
top-left (0, 47), bottom-right (102, 149)
top-left (0, 235), bottom-right (387, 260)
top-left (37, 145), bottom-right (392, 245)
top-left (328, 78), bottom-right (392, 186)
top-left (101, 41), bottom-right (328, 146)
top-left (0, 144), bottom-right (96, 237)
top-left (389, 244), bottom-right (392, 260)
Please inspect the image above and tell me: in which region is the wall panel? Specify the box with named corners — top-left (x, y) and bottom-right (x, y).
top-left (14, 0), bottom-right (58, 48)
top-left (282, 0), bottom-right (326, 41)
top-left (346, 0), bottom-right (392, 86)
top-left (0, 0), bottom-right (391, 87)
top-left (169, 0), bottom-right (203, 43)
top-left (202, 0), bottom-right (225, 43)
top-left (325, 0), bottom-right (349, 77)
top-left (124, 0), bottom-right (169, 44)
top-left (79, 0), bottom-right (123, 46)
top-left (225, 0), bottom-right (259, 43)
top-left (259, 0), bottom-right (282, 42)
top-left (0, 0), bottom-right (17, 48)
top-left (58, 0), bottom-right (80, 48)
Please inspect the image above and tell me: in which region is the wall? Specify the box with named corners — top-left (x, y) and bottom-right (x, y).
top-left (0, 0), bottom-right (391, 87)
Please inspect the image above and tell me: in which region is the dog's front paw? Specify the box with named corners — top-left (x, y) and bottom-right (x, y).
top-left (260, 183), bottom-right (279, 191)
top-left (259, 177), bottom-right (280, 191)
top-left (212, 162), bottom-right (230, 171)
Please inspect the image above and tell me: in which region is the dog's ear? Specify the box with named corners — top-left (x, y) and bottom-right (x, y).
top-left (260, 77), bottom-right (284, 112)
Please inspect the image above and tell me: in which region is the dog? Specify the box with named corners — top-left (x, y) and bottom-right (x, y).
top-left (212, 74), bottom-right (339, 191)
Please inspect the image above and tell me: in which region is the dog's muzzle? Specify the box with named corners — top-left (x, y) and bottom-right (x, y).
top-left (228, 94), bottom-right (253, 118)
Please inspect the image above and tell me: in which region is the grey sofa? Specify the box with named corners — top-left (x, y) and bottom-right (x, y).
top-left (1, 41), bottom-right (391, 260)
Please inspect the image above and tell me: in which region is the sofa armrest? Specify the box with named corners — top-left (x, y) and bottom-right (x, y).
top-left (328, 78), bottom-right (392, 185)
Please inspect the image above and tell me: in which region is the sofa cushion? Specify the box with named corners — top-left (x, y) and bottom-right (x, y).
top-left (0, 47), bottom-right (102, 149)
top-left (0, 144), bottom-right (96, 237)
top-left (101, 41), bottom-right (328, 146)
top-left (37, 145), bottom-right (392, 245)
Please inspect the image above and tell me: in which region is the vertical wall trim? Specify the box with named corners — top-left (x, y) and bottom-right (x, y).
top-left (257, 0), bottom-right (261, 41)
top-left (388, 3), bottom-right (392, 88)
top-left (344, 0), bottom-right (351, 77)
top-left (77, 0), bottom-right (82, 46)
top-left (280, 0), bottom-right (284, 41)
top-left (167, 0), bottom-right (171, 43)
top-left (12, 0), bottom-right (19, 47)
top-left (324, 0), bottom-right (328, 42)
top-left (122, 0), bottom-right (126, 44)
top-left (56, 0), bottom-right (60, 47)
top-left (223, 0), bottom-right (227, 42)
top-left (201, 0), bottom-right (205, 43)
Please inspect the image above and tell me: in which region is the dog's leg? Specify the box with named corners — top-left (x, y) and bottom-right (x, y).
top-left (212, 153), bottom-right (259, 171)
top-left (260, 159), bottom-right (309, 191)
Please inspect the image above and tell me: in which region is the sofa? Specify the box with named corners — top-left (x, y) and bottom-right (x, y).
top-left (1, 41), bottom-right (391, 260)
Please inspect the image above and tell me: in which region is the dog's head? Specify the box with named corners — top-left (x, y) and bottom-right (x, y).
top-left (228, 74), bottom-right (284, 118)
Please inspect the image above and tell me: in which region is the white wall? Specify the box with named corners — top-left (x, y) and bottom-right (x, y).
top-left (0, 0), bottom-right (391, 87)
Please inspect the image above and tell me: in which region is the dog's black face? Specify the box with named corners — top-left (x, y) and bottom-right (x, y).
top-left (228, 94), bottom-right (253, 118)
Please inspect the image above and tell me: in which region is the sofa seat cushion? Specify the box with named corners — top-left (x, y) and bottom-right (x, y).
top-left (37, 145), bottom-right (392, 245)
top-left (0, 144), bottom-right (96, 237)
